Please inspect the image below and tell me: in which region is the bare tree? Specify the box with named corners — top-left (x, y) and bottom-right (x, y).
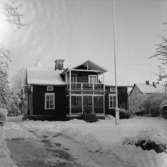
top-left (151, 36), bottom-right (167, 80)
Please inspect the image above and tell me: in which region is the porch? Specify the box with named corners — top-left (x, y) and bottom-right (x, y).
top-left (67, 94), bottom-right (105, 117)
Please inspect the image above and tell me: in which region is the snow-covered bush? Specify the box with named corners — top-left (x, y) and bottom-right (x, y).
top-left (0, 49), bottom-right (11, 110)
top-left (9, 68), bottom-right (26, 116)
top-left (0, 108), bottom-right (7, 125)
top-left (123, 130), bottom-right (167, 153)
top-left (7, 92), bottom-right (21, 116)
top-left (142, 94), bottom-right (167, 116)
top-left (129, 93), bottom-right (148, 116)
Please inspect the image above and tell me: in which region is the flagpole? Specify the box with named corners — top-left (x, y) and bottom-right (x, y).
top-left (112, 0), bottom-right (119, 125)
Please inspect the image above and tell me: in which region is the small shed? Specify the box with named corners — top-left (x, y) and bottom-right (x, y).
top-left (129, 82), bottom-right (165, 115)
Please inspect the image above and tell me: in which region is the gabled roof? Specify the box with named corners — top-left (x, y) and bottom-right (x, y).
top-left (27, 68), bottom-right (65, 85)
top-left (136, 83), bottom-right (165, 94)
top-left (70, 60), bottom-right (107, 74)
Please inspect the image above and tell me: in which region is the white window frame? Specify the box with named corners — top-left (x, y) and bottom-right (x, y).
top-left (47, 85), bottom-right (54, 91)
top-left (109, 94), bottom-right (116, 109)
top-left (110, 87), bottom-right (116, 93)
top-left (44, 93), bottom-right (55, 110)
top-left (71, 74), bottom-right (78, 83)
top-left (88, 75), bottom-right (98, 84)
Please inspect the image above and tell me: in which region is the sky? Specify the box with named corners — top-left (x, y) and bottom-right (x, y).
top-left (0, 0), bottom-right (167, 85)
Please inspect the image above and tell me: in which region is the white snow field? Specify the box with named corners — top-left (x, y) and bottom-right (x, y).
top-left (2, 116), bottom-right (167, 167)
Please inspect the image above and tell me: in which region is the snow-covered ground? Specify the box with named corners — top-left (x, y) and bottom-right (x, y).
top-left (2, 116), bottom-right (167, 167)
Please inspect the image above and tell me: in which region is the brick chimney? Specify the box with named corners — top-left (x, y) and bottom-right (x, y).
top-left (152, 82), bottom-right (156, 88)
top-left (145, 80), bottom-right (149, 85)
top-left (55, 59), bottom-right (64, 71)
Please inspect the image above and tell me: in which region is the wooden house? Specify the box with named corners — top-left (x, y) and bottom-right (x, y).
top-left (23, 60), bottom-right (128, 120)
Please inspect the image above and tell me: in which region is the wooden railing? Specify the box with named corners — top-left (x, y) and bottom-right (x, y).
top-left (67, 82), bottom-right (105, 91)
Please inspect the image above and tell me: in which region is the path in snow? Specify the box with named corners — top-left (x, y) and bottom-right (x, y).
top-left (16, 122), bottom-right (135, 167)
top-left (39, 133), bottom-right (132, 167)
top-left (5, 123), bottom-right (83, 167)
top-left (7, 137), bottom-right (83, 167)
top-left (4, 122), bottom-right (132, 167)
top-left (3, 118), bottom-right (167, 167)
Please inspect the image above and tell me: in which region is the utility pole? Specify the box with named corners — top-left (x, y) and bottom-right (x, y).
top-left (112, 0), bottom-right (119, 125)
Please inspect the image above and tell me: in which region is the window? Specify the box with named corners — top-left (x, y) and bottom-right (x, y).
top-left (110, 87), bottom-right (116, 93)
top-left (88, 75), bottom-right (97, 84)
top-left (94, 96), bottom-right (103, 113)
top-left (83, 96), bottom-right (92, 114)
top-left (71, 74), bottom-right (77, 83)
top-left (71, 96), bottom-right (82, 114)
top-left (109, 94), bottom-right (116, 109)
top-left (72, 96), bottom-right (81, 106)
top-left (45, 93), bottom-right (55, 110)
top-left (47, 85), bottom-right (54, 91)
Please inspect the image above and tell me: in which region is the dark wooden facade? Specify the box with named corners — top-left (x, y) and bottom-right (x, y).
top-left (26, 85), bottom-right (67, 120)
top-left (25, 85), bottom-right (128, 120)
top-left (105, 86), bottom-right (128, 117)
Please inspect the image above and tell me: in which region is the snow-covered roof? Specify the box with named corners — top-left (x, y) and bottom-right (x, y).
top-left (27, 68), bottom-right (65, 85)
top-left (136, 83), bottom-right (165, 94)
top-left (160, 99), bottom-right (167, 107)
top-left (66, 60), bottom-right (107, 74)
top-left (104, 73), bottom-right (133, 87)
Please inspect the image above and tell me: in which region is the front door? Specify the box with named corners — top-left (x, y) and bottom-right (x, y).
top-left (83, 96), bottom-right (92, 114)
top-left (94, 96), bottom-right (104, 114)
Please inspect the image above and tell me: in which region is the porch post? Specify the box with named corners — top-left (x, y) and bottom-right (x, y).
top-left (82, 95), bottom-right (83, 114)
top-left (103, 74), bottom-right (105, 91)
top-left (69, 70), bottom-right (72, 116)
top-left (30, 85), bottom-right (33, 116)
top-left (92, 95), bottom-right (94, 114)
top-left (103, 95), bottom-right (105, 115)
top-left (92, 83), bottom-right (94, 114)
top-left (103, 74), bottom-right (105, 115)
top-left (65, 72), bottom-right (68, 83)
top-left (81, 83), bottom-right (83, 114)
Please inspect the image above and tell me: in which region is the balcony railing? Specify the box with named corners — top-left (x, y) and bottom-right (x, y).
top-left (67, 82), bottom-right (105, 91)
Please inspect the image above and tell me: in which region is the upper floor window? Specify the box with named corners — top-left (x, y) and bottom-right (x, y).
top-left (110, 87), bottom-right (116, 93)
top-left (47, 85), bottom-right (54, 91)
top-left (88, 75), bottom-right (98, 84)
top-left (71, 74), bottom-right (77, 83)
top-left (109, 94), bottom-right (116, 109)
top-left (45, 93), bottom-right (55, 110)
